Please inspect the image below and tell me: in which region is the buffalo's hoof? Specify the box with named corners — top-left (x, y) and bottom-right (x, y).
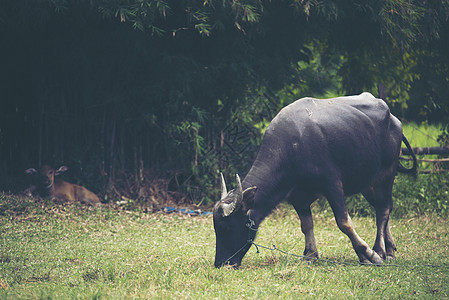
top-left (302, 256), bottom-right (319, 264)
top-left (360, 259), bottom-right (372, 265)
top-left (302, 250), bottom-right (319, 263)
top-left (371, 252), bottom-right (382, 265)
top-left (360, 252), bottom-right (382, 266)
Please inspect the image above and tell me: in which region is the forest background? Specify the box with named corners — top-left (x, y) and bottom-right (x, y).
top-left (1, 0), bottom-right (448, 205)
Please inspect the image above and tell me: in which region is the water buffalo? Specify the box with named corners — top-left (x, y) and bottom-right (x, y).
top-left (25, 165), bottom-right (101, 206)
top-left (213, 92), bottom-right (417, 268)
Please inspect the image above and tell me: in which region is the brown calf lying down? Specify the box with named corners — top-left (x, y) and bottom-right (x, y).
top-left (25, 165), bottom-right (101, 206)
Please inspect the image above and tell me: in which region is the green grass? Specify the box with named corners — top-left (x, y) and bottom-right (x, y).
top-left (1, 196), bottom-right (448, 299)
top-left (402, 122), bottom-right (443, 148)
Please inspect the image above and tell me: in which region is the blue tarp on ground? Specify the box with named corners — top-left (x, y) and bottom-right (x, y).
top-left (162, 206), bottom-right (213, 216)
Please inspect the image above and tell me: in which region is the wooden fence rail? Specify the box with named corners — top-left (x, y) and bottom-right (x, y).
top-left (400, 147), bottom-right (449, 173)
top-left (401, 147), bottom-right (449, 156)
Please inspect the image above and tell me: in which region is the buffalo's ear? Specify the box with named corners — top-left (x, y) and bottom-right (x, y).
top-left (242, 186), bottom-right (257, 212)
top-left (25, 168), bottom-right (38, 176)
top-left (55, 166), bottom-right (69, 176)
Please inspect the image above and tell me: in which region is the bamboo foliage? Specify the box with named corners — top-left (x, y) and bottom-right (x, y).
top-left (0, 1), bottom-right (448, 202)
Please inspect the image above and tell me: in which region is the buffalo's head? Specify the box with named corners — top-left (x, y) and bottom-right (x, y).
top-left (213, 174), bottom-right (257, 268)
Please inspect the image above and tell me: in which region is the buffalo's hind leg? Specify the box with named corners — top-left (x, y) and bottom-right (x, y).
top-left (384, 218), bottom-right (396, 260)
top-left (363, 174), bottom-right (397, 260)
top-left (289, 189), bottom-right (319, 260)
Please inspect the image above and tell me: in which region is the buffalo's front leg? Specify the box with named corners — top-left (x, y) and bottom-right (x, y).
top-left (290, 190), bottom-right (319, 259)
top-left (327, 183), bottom-right (382, 265)
top-left (299, 213), bottom-right (318, 258)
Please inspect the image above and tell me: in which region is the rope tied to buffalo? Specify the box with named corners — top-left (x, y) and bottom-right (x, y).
top-left (225, 216), bottom-right (449, 270)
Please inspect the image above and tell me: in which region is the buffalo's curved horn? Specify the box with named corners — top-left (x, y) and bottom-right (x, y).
top-left (220, 173), bottom-right (227, 200)
top-left (220, 174), bottom-right (244, 217)
top-left (235, 174), bottom-right (243, 201)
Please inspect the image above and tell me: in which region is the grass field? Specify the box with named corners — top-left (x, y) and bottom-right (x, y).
top-left (1, 196), bottom-right (448, 299)
top-left (402, 123), bottom-right (443, 148)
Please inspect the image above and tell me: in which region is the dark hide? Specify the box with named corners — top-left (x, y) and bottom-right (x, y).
top-left (213, 92), bottom-right (417, 268)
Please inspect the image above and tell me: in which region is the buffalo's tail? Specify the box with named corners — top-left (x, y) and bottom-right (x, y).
top-left (398, 133), bottom-right (418, 174)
